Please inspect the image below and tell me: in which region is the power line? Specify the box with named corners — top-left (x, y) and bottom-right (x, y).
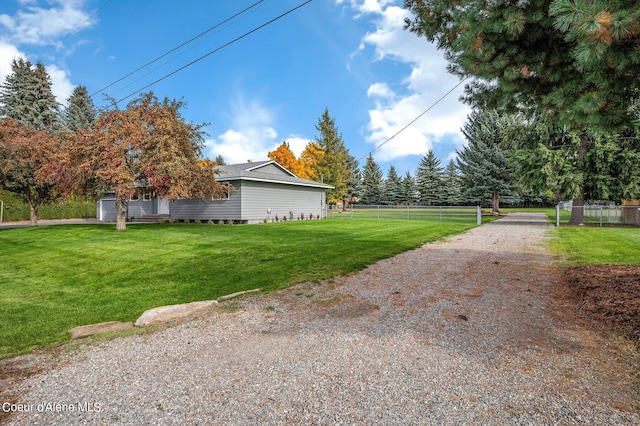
top-left (355, 77), bottom-right (469, 166)
top-left (90, 0), bottom-right (267, 98)
top-left (69, 0), bottom-right (113, 36)
top-left (103, 0), bottom-right (314, 109)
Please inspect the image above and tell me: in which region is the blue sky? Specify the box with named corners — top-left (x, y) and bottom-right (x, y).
top-left (0, 0), bottom-right (471, 176)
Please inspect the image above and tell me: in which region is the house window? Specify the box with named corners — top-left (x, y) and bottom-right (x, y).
top-left (212, 189), bottom-right (229, 201)
top-left (142, 192), bottom-right (152, 201)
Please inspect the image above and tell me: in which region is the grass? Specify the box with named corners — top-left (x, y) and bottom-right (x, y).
top-left (0, 218), bottom-right (481, 359)
top-left (550, 226), bottom-right (640, 264)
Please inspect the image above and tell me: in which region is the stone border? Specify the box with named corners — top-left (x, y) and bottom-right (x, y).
top-left (68, 289), bottom-right (262, 339)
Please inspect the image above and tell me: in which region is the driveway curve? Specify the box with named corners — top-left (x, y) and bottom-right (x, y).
top-left (4, 213), bottom-right (639, 425)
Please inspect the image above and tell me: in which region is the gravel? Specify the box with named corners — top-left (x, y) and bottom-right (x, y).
top-left (4, 213), bottom-right (639, 425)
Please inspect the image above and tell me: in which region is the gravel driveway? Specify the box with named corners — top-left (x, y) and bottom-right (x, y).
top-left (4, 213), bottom-right (639, 425)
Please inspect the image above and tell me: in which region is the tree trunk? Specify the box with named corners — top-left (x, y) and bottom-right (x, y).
top-left (115, 194), bottom-right (127, 231)
top-left (569, 134), bottom-right (588, 225)
top-left (29, 205), bottom-right (38, 226)
top-left (492, 190), bottom-right (500, 215)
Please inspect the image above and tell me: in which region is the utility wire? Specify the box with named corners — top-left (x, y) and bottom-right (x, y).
top-left (105, 0), bottom-right (313, 109)
top-left (90, 0), bottom-right (267, 98)
top-left (69, 0), bottom-right (113, 36)
top-left (355, 77), bottom-right (469, 166)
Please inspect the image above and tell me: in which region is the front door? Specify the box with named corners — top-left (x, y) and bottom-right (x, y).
top-left (158, 197), bottom-right (170, 215)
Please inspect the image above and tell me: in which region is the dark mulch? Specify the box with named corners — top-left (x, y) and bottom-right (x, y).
top-left (561, 264), bottom-right (640, 344)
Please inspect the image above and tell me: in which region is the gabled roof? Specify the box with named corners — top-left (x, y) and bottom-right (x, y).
top-left (216, 160), bottom-right (334, 189)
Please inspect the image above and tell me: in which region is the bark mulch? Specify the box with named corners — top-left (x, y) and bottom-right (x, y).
top-left (561, 264), bottom-right (640, 345)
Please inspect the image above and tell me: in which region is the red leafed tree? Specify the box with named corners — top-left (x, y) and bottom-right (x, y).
top-left (87, 92), bottom-right (228, 230)
top-left (0, 119), bottom-right (73, 225)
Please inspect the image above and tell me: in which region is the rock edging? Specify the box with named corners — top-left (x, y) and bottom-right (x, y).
top-left (68, 288), bottom-right (262, 339)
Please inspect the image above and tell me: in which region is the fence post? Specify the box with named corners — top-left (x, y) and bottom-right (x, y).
top-left (600, 207), bottom-right (603, 227)
top-left (556, 204), bottom-right (560, 226)
top-left (0, 200), bottom-right (3, 224)
top-left (476, 206), bottom-right (481, 225)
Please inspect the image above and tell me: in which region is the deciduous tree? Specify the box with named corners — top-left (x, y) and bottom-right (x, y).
top-left (0, 120), bottom-right (71, 225)
top-left (87, 92), bottom-right (228, 230)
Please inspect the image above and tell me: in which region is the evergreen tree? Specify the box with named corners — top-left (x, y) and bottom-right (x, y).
top-left (440, 160), bottom-right (462, 205)
top-left (415, 150), bottom-right (444, 205)
top-left (64, 86), bottom-right (96, 131)
top-left (312, 108), bottom-right (352, 201)
top-left (457, 110), bottom-right (516, 214)
top-left (400, 171), bottom-right (417, 204)
top-left (213, 154), bottom-right (226, 166)
top-left (383, 165), bottom-right (403, 205)
top-left (0, 58), bottom-right (60, 130)
top-left (403, 0), bottom-right (640, 223)
top-left (359, 154), bottom-right (384, 205)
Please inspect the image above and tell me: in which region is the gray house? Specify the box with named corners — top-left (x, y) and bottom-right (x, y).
top-left (97, 160), bottom-right (333, 224)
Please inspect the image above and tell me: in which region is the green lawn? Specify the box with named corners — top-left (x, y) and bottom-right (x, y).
top-left (0, 219), bottom-right (480, 359)
top-left (550, 226), bottom-right (640, 264)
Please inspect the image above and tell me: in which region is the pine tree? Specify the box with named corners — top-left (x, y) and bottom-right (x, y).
top-left (403, 0), bottom-right (640, 223)
top-left (213, 154), bottom-right (226, 166)
top-left (383, 165), bottom-right (403, 205)
top-left (400, 171), bottom-right (417, 205)
top-left (457, 110), bottom-right (516, 214)
top-left (440, 160), bottom-right (462, 206)
top-left (359, 154), bottom-right (384, 205)
top-left (415, 150), bottom-right (444, 205)
top-left (0, 58), bottom-right (60, 130)
top-left (312, 108), bottom-right (352, 201)
top-left (64, 86), bottom-right (97, 131)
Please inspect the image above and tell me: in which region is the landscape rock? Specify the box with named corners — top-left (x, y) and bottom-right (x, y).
top-left (68, 321), bottom-right (134, 340)
top-left (217, 288), bottom-right (261, 302)
top-left (134, 300), bottom-right (218, 327)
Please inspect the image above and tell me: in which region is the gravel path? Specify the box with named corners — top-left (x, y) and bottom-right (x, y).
top-left (4, 213), bottom-right (639, 425)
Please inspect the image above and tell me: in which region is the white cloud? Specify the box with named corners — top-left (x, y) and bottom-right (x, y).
top-left (0, 40), bottom-right (75, 106)
top-left (205, 98), bottom-right (280, 164)
top-left (0, 40), bottom-right (23, 82)
top-left (0, 0), bottom-right (92, 46)
top-left (346, 0), bottom-right (471, 162)
top-left (47, 63), bottom-right (74, 105)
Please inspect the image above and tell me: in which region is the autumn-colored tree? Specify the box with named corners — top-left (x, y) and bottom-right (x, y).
top-left (0, 120), bottom-right (72, 225)
top-left (87, 92), bottom-right (227, 230)
top-left (298, 142), bottom-right (322, 180)
top-left (268, 142), bottom-right (300, 174)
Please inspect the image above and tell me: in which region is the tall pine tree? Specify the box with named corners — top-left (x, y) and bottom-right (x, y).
top-left (0, 58), bottom-right (60, 130)
top-left (401, 171), bottom-right (417, 205)
top-left (403, 0), bottom-right (640, 223)
top-left (64, 86), bottom-right (97, 131)
top-left (359, 154), bottom-right (384, 205)
top-left (440, 160), bottom-right (462, 206)
top-left (415, 150), bottom-right (444, 205)
top-left (457, 110), bottom-right (516, 214)
top-left (383, 165), bottom-right (403, 205)
top-left (312, 108), bottom-right (352, 201)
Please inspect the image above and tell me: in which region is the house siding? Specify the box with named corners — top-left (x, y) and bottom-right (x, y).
top-left (240, 180), bottom-right (326, 222)
top-left (169, 179), bottom-right (241, 221)
top-left (128, 200), bottom-right (156, 218)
